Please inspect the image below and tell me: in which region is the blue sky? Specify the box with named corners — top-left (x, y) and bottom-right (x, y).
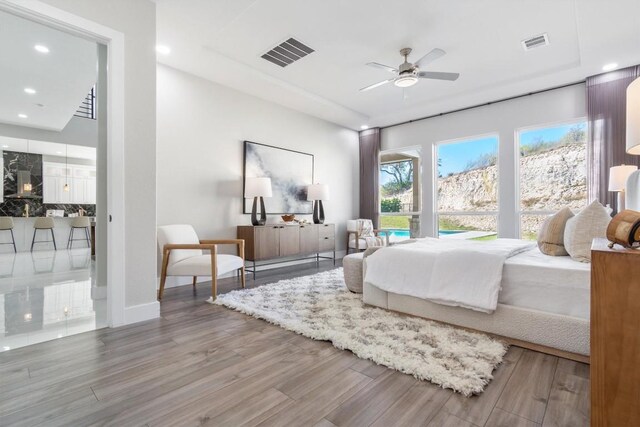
top-left (438, 136), bottom-right (498, 176)
top-left (380, 122), bottom-right (585, 181)
top-left (436, 122), bottom-right (584, 176)
top-left (519, 123), bottom-right (583, 146)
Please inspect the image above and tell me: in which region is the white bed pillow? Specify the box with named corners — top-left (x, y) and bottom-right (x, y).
top-left (564, 201), bottom-right (611, 262)
top-left (537, 207), bottom-right (574, 256)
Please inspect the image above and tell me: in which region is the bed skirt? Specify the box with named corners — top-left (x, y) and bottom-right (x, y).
top-left (363, 282), bottom-right (589, 360)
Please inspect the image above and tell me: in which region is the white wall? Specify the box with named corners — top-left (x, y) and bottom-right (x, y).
top-left (381, 84), bottom-right (586, 238)
top-left (157, 64), bottom-right (359, 282)
top-left (40, 0), bottom-right (157, 309)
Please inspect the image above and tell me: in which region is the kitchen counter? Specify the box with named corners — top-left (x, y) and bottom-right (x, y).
top-left (2, 217), bottom-right (95, 253)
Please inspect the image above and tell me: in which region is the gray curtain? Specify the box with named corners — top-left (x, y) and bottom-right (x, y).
top-left (587, 65), bottom-right (640, 211)
top-left (359, 128), bottom-right (380, 228)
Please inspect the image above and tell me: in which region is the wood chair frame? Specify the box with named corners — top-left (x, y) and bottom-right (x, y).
top-left (158, 239), bottom-right (245, 301)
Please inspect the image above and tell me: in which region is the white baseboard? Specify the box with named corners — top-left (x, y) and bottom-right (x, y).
top-left (158, 251), bottom-right (345, 289)
top-left (123, 301), bottom-right (160, 325)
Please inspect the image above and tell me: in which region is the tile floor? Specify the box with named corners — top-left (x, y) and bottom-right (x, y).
top-left (0, 248), bottom-right (106, 352)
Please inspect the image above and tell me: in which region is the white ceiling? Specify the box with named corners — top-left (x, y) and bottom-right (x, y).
top-left (0, 136), bottom-right (96, 161)
top-left (0, 10), bottom-right (97, 132)
top-left (156, 0), bottom-right (640, 130)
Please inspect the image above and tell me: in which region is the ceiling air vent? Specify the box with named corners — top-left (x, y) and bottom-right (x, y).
top-left (521, 33), bottom-right (549, 51)
top-left (261, 38), bottom-right (314, 68)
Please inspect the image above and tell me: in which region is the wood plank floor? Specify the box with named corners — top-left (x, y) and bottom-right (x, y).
top-left (0, 261), bottom-right (590, 427)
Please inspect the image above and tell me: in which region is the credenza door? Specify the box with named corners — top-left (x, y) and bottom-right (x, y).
top-left (299, 225), bottom-right (319, 254)
top-left (279, 226), bottom-right (300, 257)
top-left (254, 226), bottom-right (280, 260)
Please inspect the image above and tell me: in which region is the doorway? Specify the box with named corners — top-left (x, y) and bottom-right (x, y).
top-left (0, 1), bottom-right (126, 350)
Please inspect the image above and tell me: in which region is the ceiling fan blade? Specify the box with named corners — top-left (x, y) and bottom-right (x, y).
top-left (415, 48), bottom-right (446, 68)
top-left (418, 71), bottom-right (460, 81)
top-left (366, 62), bottom-right (398, 73)
top-left (359, 78), bottom-right (395, 92)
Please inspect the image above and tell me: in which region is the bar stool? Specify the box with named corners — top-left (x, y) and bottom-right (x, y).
top-left (0, 217), bottom-right (17, 253)
top-left (31, 217), bottom-right (56, 252)
top-left (67, 217), bottom-right (91, 249)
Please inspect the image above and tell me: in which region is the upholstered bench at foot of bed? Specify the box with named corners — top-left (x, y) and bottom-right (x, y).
top-left (343, 247), bottom-right (384, 293)
top-left (343, 252), bottom-right (365, 293)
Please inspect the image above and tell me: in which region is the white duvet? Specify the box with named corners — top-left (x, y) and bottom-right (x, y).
top-left (364, 238), bottom-right (535, 313)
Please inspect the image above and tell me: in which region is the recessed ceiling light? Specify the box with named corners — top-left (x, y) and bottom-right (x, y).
top-left (360, 125), bottom-right (369, 130)
top-left (56, 151), bottom-right (63, 154)
top-left (602, 63), bottom-right (618, 72)
top-left (34, 44), bottom-right (49, 53)
top-left (24, 87), bottom-right (36, 94)
top-left (18, 113), bottom-right (28, 119)
top-left (156, 45), bottom-right (171, 55)
top-left (2, 145), bottom-right (9, 149)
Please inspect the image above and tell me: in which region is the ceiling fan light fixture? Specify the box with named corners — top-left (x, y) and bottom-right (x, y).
top-left (394, 75), bottom-right (418, 88)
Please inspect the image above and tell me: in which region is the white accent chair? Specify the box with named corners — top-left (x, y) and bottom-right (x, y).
top-left (157, 225), bottom-right (245, 303)
top-left (346, 219), bottom-right (390, 254)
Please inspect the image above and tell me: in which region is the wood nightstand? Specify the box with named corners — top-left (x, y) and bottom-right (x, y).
top-left (590, 238), bottom-right (640, 426)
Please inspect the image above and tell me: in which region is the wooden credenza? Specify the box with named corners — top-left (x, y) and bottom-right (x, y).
top-left (591, 238), bottom-right (640, 426)
top-left (237, 224), bottom-right (335, 263)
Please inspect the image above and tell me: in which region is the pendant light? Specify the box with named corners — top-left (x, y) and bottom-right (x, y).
top-left (63, 144), bottom-right (70, 192)
top-left (23, 140), bottom-right (32, 192)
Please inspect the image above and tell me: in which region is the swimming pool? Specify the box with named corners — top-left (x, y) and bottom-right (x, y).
top-left (383, 229), bottom-right (464, 238)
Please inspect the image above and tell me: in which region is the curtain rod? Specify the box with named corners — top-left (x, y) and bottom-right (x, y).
top-left (380, 80), bottom-right (585, 130)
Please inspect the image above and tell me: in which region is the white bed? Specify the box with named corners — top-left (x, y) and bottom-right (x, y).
top-left (363, 243), bottom-right (591, 361)
top-left (501, 247), bottom-right (590, 320)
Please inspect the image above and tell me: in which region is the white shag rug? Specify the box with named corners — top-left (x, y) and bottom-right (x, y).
top-left (215, 268), bottom-right (507, 396)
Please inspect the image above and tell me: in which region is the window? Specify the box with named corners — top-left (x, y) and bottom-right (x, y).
top-left (379, 148), bottom-right (421, 242)
top-left (436, 135), bottom-right (499, 240)
top-left (518, 121), bottom-right (587, 239)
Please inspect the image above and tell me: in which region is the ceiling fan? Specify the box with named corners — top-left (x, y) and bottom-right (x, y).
top-left (360, 47), bottom-right (460, 92)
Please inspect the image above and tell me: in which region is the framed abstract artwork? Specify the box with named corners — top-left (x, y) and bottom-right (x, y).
top-left (243, 141), bottom-right (314, 214)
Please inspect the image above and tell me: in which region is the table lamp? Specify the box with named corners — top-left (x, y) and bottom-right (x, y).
top-left (307, 184), bottom-right (330, 224)
top-left (245, 177), bottom-right (272, 226)
top-left (609, 165), bottom-right (637, 211)
top-left (626, 77), bottom-right (640, 211)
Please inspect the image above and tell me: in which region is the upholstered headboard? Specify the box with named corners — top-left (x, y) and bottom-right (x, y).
top-left (628, 171), bottom-right (640, 211)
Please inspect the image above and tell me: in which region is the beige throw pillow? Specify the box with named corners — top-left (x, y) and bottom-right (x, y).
top-left (564, 201), bottom-right (612, 262)
top-left (537, 207), bottom-right (574, 256)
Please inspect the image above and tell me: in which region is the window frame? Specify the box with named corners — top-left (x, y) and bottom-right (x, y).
top-left (434, 133), bottom-right (500, 237)
top-left (378, 147), bottom-right (422, 226)
top-left (515, 118), bottom-right (588, 238)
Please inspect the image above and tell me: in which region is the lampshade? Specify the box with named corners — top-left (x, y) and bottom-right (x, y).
top-left (307, 184), bottom-right (330, 201)
top-left (627, 77), bottom-right (640, 155)
top-left (609, 165), bottom-right (638, 191)
top-left (244, 177), bottom-right (272, 198)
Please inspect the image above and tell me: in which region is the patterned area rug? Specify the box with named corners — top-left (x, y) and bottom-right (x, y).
top-left (215, 268), bottom-right (507, 396)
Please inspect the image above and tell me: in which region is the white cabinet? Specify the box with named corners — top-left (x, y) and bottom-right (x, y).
top-left (42, 162), bottom-right (96, 204)
top-left (71, 177), bottom-right (85, 204)
top-left (43, 176), bottom-right (71, 204)
top-left (71, 177), bottom-right (96, 204)
top-left (86, 177), bottom-right (96, 204)
top-left (43, 176), bottom-right (57, 203)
